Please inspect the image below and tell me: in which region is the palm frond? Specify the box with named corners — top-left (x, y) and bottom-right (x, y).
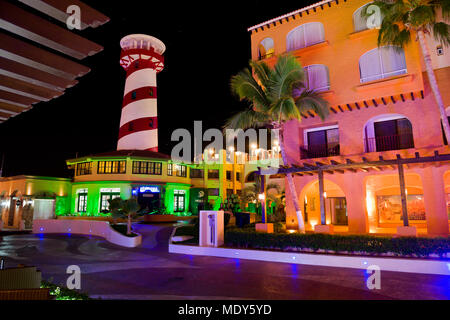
top-left (432, 22), bottom-right (450, 46)
top-left (439, 0), bottom-right (450, 19)
top-left (294, 90), bottom-right (330, 120)
top-left (270, 55), bottom-right (305, 100)
top-left (378, 19), bottom-right (411, 47)
top-left (269, 97), bottom-right (302, 122)
top-left (410, 5), bottom-right (436, 27)
top-left (250, 60), bottom-right (274, 91)
top-left (230, 68), bottom-right (270, 109)
top-left (223, 108), bottom-right (270, 130)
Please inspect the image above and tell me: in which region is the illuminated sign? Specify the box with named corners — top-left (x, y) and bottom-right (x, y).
top-left (139, 186), bottom-right (160, 193)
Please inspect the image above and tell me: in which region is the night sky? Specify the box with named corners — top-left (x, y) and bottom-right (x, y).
top-left (0, 0), bottom-right (314, 178)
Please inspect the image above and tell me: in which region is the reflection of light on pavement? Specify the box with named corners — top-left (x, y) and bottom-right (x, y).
top-left (291, 264), bottom-right (298, 275)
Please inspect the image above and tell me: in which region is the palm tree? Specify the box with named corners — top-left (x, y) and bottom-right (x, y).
top-left (108, 198), bottom-right (140, 236)
top-left (225, 55), bottom-right (330, 233)
top-left (363, 0), bottom-right (450, 143)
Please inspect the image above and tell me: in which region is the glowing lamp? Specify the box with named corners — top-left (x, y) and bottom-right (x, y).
top-left (258, 193), bottom-right (265, 201)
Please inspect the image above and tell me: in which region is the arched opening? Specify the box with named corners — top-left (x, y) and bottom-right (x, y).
top-left (245, 171), bottom-right (258, 183)
top-left (286, 22), bottom-right (325, 52)
top-left (353, 2), bottom-right (383, 33)
top-left (440, 106), bottom-right (450, 145)
top-left (300, 179), bottom-right (347, 231)
top-left (366, 173), bottom-right (426, 234)
top-left (359, 46), bottom-right (407, 83)
top-left (303, 64), bottom-right (330, 92)
top-left (443, 171), bottom-right (450, 222)
top-left (258, 38), bottom-right (274, 60)
top-left (363, 114), bottom-right (414, 152)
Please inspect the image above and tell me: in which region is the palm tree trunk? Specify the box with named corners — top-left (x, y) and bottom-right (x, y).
top-left (127, 215), bottom-right (132, 235)
top-left (279, 128), bottom-right (306, 233)
top-left (417, 30), bottom-right (450, 144)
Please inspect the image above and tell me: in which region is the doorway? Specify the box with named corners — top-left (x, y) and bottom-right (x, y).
top-left (326, 197), bottom-right (348, 226)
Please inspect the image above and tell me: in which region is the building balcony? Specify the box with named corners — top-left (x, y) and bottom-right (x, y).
top-left (300, 144), bottom-right (340, 160)
top-left (365, 134), bottom-right (414, 153)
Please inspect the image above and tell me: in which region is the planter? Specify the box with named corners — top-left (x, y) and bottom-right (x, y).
top-left (108, 228), bottom-right (142, 248)
top-left (32, 219), bottom-right (142, 248)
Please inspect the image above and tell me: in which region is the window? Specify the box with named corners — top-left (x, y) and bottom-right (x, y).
top-left (303, 65), bottom-right (330, 92)
top-left (97, 161), bottom-right (126, 174)
top-left (208, 188), bottom-right (219, 196)
top-left (226, 171), bottom-right (232, 181)
top-left (236, 172), bottom-right (241, 182)
top-left (167, 164), bottom-right (173, 176)
top-left (76, 162), bottom-right (92, 176)
top-left (175, 164), bottom-right (187, 177)
top-left (353, 3), bottom-right (383, 33)
top-left (190, 168), bottom-right (204, 178)
top-left (258, 37), bottom-right (275, 60)
top-left (174, 190), bottom-right (186, 212)
top-left (100, 188), bottom-right (121, 212)
top-left (359, 46), bottom-right (407, 83)
top-left (301, 126), bottom-right (340, 159)
top-left (77, 189), bottom-right (88, 213)
top-left (132, 161), bottom-right (162, 175)
top-left (370, 118), bottom-right (414, 152)
top-left (208, 169), bottom-right (219, 179)
top-left (287, 22), bottom-right (325, 52)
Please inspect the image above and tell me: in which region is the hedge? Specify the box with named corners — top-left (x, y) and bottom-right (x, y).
top-left (224, 228), bottom-right (450, 258)
top-left (41, 280), bottom-right (90, 300)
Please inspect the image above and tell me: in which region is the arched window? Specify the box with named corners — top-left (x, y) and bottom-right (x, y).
top-left (258, 38), bottom-right (275, 60)
top-left (364, 114), bottom-right (414, 152)
top-left (304, 65), bottom-right (330, 92)
top-left (359, 46), bottom-right (407, 83)
top-left (286, 22), bottom-right (325, 52)
top-left (353, 3), bottom-right (383, 32)
top-left (245, 171), bottom-right (258, 183)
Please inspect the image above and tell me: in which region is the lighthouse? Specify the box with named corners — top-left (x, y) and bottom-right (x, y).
top-left (117, 34), bottom-right (166, 152)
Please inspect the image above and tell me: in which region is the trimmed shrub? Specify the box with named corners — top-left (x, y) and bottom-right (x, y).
top-left (41, 280), bottom-right (90, 300)
top-left (224, 228), bottom-right (450, 258)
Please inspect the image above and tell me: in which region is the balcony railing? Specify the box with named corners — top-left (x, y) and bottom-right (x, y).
top-left (365, 133), bottom-right (414, 153)
top-left (300, 144), bottom-right (340, 159)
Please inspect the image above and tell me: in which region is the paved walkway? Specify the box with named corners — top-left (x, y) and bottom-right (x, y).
top-left (0, 224), bottom-right (449, 300)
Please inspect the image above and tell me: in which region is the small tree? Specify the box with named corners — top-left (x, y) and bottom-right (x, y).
top-left (108, 198), bottom-right (140, 236)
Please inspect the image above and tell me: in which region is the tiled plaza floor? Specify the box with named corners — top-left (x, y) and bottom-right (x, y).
top-left (0, 223), bottom-right (448, 300)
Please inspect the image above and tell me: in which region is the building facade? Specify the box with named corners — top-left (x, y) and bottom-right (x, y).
top-left (0, 176), bottom-right (71, 229)
top-left (250, 0), bottom-right (450, 236)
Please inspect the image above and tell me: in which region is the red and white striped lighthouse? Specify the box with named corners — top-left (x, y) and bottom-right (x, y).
top-left (117, 34), bottom-right (166, 152)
